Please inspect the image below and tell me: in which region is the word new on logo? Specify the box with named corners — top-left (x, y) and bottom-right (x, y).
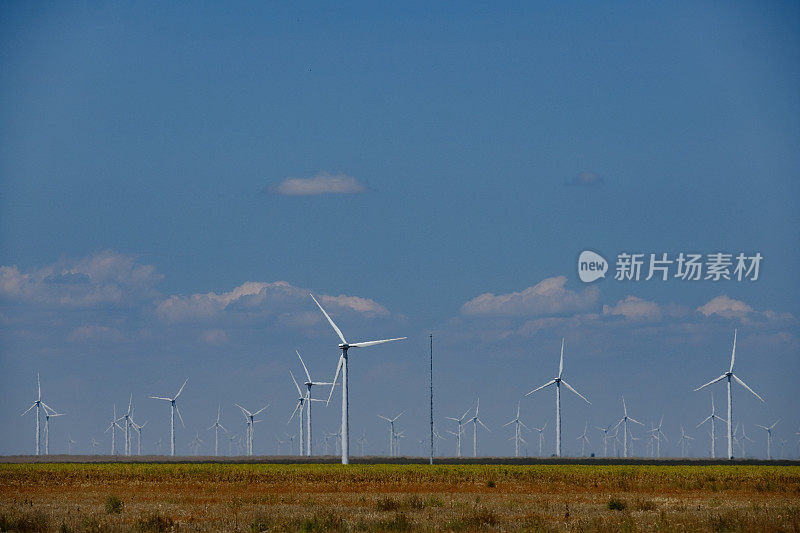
top-left (578, 250), bottom-right (608, 283)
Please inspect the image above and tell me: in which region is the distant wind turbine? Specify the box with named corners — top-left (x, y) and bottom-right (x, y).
top-left (467, 398), bottom-right (490, 457)
top-left (525, 339), bottom-right (590, 456)
top-left (378, 411), bottom-right (405, 457)
top-left (21, 373), bottom-right (46, 455)
top-left (696, 393), bottom-right (726, 458)
top-left (105, 405), bottom-right (124, 455)
top-left (576, 422), bottom-right (591, 456)
top-left (311, 293), bottom-right (406, 465)
top-left (756, 420), bottom-right (780, 460)
top-left (150, 378), bottom-right (189, 456)
top-left (208, 406), bottom-right (226, 457)
top-left (694, 329), bottom-right (764, 459)
top-left (503, 401), bottom-right (529, 457)
top-left (678, 425), bottom-right (694, 457)
top-left (446, 406), bottom-right (472, 457)
top-left (531, 422), bottom-right (548, 457)
top-left (236, 403), bottom-right (268, 456)
top-left (612, 396), bottom-right (644, 458)
top-left (42, 404), bottom-right (64, 455)
top-left (647, 416), bottom-right (668, 458)
top-left (295, 350), bottom-right (335, 457)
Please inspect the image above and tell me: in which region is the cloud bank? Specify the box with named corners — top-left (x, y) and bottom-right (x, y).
top-left (461, 276), bottom-right (599, 317)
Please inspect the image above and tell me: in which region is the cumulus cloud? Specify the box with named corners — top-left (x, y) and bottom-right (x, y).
top-left (0, 251), bottom-right (162, 308)
top-left (156, 280), bottom-right (389, 323)
top-left (603, 295), bottom-right (663, 321)
top-left (272, 171), bottom-right (366, 196)
top-left (566, 172), bottom-right (604, 186)
top-left (461, 276), bottom-right (599, 317)
top-left (697, 295), bottom-right (753, 318)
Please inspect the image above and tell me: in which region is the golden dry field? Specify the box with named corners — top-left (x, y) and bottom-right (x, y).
top-left (1, 463), bottom-right (799, 532)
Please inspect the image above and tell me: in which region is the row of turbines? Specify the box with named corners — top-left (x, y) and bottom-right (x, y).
top-left (19, 293), bottom-right (794, 461)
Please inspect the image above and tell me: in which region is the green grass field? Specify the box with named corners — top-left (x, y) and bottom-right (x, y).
top-left (2, 463), bottom-right (799, 531)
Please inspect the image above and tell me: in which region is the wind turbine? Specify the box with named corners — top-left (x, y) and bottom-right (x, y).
top-left (90, 438), bottom-right (100, 454)
top-left (208, 406), bottom-right (226, 457)
top-left (66, 434), bottom-right (76, 454)
top-left (594, 424), bottom-right (611, 457)
top-left (647, 416), bottom-right (668, 458)
top-left (236, 403), bottom-right (268, 456)
top-left (105, 405), bottom-right (124, 455)
top-left (296, 350), bottom-right (335, 457)
top-left (737, 424), bottom-right (754, 458)
top-left (697, 393), bottom-right (726, 458)
top-left (525, 339), bottom-right (590, 456)
top-left (612, 396), bottom-right (644, 458)
top-left (21, 373), bottom-right (46, 455)
top-left (393, 430), bottom-right (406, 455)
top-left (150, 378), bottom-right (189, 456)
top-left (357, 430), bottom-right (368, 456)
top-left (503, 401), bottom-right (529, 457)
top-left (131, 420), bottom-right (147, 455)
top-left (466, 398), bottom-right (490, 457)
top-left (678, 425), bottom-right (694, 457)
top-left (42, 404), bottom-right (64, 455)
top-left (120, 395), bottom-right (134, 456)
top-left (446, 406), bottom-right (472, 457)
top-left (531, 422), bottom-right (548, 457)
top-left (287, 433), bottom-right (297, 455)
top-left (310, 293), bottom-right (406, 465)
top-left (378, 411), bottom-right (405, 456)
top-left (189, 433), bottom-right (202, 456)
top-left (757, 420), bottom-right (780, 460)
top-left (694, 329), bottom-right (764, 459)
top-left (576, 422), bottom-right (591, 456)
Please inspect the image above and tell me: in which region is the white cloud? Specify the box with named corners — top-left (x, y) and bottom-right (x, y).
top-left (273, 171), bottom-right (366, 196)
top-left (156, 280), bottom-right (389, 323)
top-left (461, 276), bottom-right (599, 317)
top-left (603, 295), bottom-right (662, 321)
top-left (200, 329), bottom-right (228, 345)
top-left (697, 295), bottom-right (753, 318)
top-left (0, 251), bottom-right (162, 308)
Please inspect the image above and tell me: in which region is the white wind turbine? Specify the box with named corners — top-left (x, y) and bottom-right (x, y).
top-left (612, 396), bottom-right (644, 458)
top-left (21, 373), bottom-right (47, 455)
top-left (467, 398), bottom-right (490, 457)
top-left (150, 378), bottom-right (189, 456)
top-left (42, 404), bottom-right (64, 455)
top-left (678, 425), bottom-right (694, 457)
top-left (310, 293), bottom-right (406, 465)
top-left (525, 339), bottom-right (590, 456)
top-left (208, 406), bottom-right (226, 457)
top-left (105, 405), bottom-right (124, 455)
top-left (647, 416), bottom-right (668, 458)
top-left (288, 371), bottom-right (307, 456)
top-left (697, 393), bottom-right (726, 458)
top-left (131, 420), bottom-right (147, 455)
top-left (296, 350), bottom-right (335, 457)
top-left (357, 430), bottom-right (368, 456)
top-left (503, 401), bottom-right (529, 457)
top-left (694, 329), bottom-right (764, 459)
top-left (576, 422), bottom-right (592, 456)
top-left (120, 395), bottom-right (134, 456)
top-left (66, 434), bottom-right (76, 454)
top-left (378, 411), bottom-right (406, 457)
top-left (757, 420), bottom-right (780, 460)
top-left (236, 403), bottom-right (268, 456)
top-left (446, 406), bottom-right (472, 458)
top-left (531, 422), bottom-right (548, 457)
top-left (594, 424), bottom-right (611, 457)
top-left (90, 438), bottom-right (100, 454)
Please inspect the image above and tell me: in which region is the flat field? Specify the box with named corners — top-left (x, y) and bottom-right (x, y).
top-left (1, 463), bottom-right (799, 532)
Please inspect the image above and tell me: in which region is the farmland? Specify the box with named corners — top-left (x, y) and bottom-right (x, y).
top-left (1, 463), bottom-right (799, 531)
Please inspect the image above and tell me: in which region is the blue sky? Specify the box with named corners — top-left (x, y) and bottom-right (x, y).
top-left (1, 1), bottom-right (798, 458)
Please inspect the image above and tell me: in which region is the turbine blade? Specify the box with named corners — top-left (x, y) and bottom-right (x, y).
top-left (732, 374), bottom-right (765, 402)
top-left (327, 355), bottom-right (344, 405)
top-left (378, 415), bottom-right (391, 422)
top-left (697, 415), bottom-right (712, 428)
top-left (296, 350), bottom-right (312, 382)
top-left (174, 378), bottom-right (189, 400)
top-left (290, 370), bottom-right (303, 396)
top-left (525, 379), bottom-right (556, 396)
top-left (21, 403), bottom-right (36, 416)
top-left (694, 374), bottom-right (727, 392)
top-left (628, 416), bottom-right (645, 426)
top-left (288, 401), bottom-right (301, 423)
top-left (348, 337), bottom-right (406, 348)
top-left (561, 380), bottom-right (591, 404)
top-left (310, 293), bottom-right (347, 345)
top-left (235, 404), bottom-right (252, 417)
top-left (150, 396), bottom-right (171, 401)
top-left (175, 405), bottom-right (185, 428)
top-left (729, 328), bottom-right (737, 373)
top-left (503, 420), bottom-right (515, 427)
top-left (558, 338), bottom-right (565, 378)
top-left (253, 404), bottom-right (269, 416)
top-left (478, 419), bottom-right (491, 432)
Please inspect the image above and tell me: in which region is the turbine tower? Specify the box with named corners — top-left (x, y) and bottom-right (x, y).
top-left (311, 293), bottom-right (406, 465)
top-left (150, 377), bottom-right (189, 456)
top-left (467, 398), bottom-right (490, 457)
top-left (296, 350), bottom-right (335, 457)
top-left (105, 405), bottom-right (124, 455)
top-left (378, 411), bottom-right (405, 456)
top-left (525, 339), bottom-right (590, 456)
top-left (612, 396), bottom-right (643, 458)
top-left (208, 406), bottom-right (226, 456)
top-left (576, 422), bottom-right (591, 456)
top-left (757, 420), bottom-right (780, 460)
top-left (503, 401), bottom-right (529, 457)
top-left (288, 371), bottom-right (307, 456)
top-left (696, 393), bottom-right (726, 458)
top-left (694, 329), bottom-right (764, 459)
top-left (531, 422), bottom-right (548, 457)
